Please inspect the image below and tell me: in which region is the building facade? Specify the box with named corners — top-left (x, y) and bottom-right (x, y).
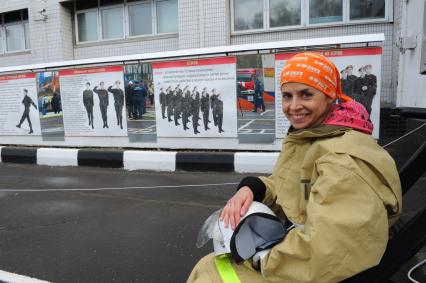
top-left (0, 0), bottom-right (409, 107)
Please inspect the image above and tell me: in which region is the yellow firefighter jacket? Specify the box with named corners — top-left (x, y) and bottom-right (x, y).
top-left (188, 125), bottom-right (402, 283)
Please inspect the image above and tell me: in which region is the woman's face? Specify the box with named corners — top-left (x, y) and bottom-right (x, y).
top-left (281, 82), bottom-right (333, 129)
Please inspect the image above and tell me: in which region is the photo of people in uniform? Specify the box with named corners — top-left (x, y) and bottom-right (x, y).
top-left (153, 57), bottom-right (238, 138)
top-left (16, 88), bottom-right (37, 134)
top-left (108, 80), bottom-right (125, 130)
top-left (275, 48), bottom-right (382, 139)
top-left (58, 66), bottom-right (128, 137)
top-left (157, 84), bottom-right (225, 135)
top-left (93, 81), bottom-right (110, 128)
top-left (83, 82), bottom-right (94, 129)
top-left (341, 64), bottom-right (377, 115)
top-left (124, 63), bottom-right (157, 142)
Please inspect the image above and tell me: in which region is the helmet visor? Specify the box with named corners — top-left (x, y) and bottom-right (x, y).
top-left (196, 208), bottom-right (224, 248)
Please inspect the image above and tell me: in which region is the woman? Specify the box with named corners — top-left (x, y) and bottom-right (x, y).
top-left (187, 52), bottom-right (402, 283)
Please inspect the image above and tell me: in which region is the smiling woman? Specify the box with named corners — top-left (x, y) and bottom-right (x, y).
top-left (187, 52), bottom-right (400, 283)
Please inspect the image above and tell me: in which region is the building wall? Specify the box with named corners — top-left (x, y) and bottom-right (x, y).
top-left (397, 0), bottom-right (426, 107)
top-left (0, 0), bottom-right (401, 106)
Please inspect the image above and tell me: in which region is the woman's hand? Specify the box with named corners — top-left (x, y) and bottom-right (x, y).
top-left (219, 186), bottom-right (254, 230)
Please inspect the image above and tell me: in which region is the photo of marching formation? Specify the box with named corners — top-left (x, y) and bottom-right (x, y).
top-left (153, 57), bottom-right (238, 138)
top-left (58, 66), bottom-right (128, 137)
top-left (158, 85), bottom-right (225, 135)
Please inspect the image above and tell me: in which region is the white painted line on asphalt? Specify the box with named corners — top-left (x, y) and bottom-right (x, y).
top-left (0, 146), bottom-right (2, 163)
top-left (238, 119), bottom-right (275, 121)
top-left (238, 119), bottom-right (255, 131)
top-left (0, 269), bottom-right (50, 283)
top-left (260, 110), bottom-right (272, 116)
top-left (124, 150), bottom-right (176, 171)
top-left (0, 182), bottom-right (239, 192)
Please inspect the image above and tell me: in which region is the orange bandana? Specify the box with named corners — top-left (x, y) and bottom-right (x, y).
top-left (280, 52), bottom-right (352, 102)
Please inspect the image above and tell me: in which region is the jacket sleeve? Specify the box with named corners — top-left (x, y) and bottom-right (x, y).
top-left (262, 154), bottom-right (389, 283)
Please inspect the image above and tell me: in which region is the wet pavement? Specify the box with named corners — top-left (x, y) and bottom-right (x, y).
top-left (0, 160), bottom-right (424, 283)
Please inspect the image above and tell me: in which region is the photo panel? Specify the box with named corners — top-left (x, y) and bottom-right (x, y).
top-left (237, 54), bottom-right (276, 144)
top-left (153, 57), bottom-right (238, 138)
top-left (124, 63), bottom-right (156, 143)
top-left (0, 73), bottom-right (41, 136)
top-left (275, 48), bottom-right (382, 138)
top-left (36, 71), bottom-right (65, 141)
top-left (59, 66), bottom-right (128, 137)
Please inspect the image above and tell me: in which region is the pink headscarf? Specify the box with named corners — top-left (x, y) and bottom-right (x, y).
top-left (323, 101), bottom-right (373, 134)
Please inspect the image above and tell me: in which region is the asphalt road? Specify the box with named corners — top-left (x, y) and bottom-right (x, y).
top-left (0, 162), bottom-right (424, 283)
top-left (0, 163), bottom-right (242, 282)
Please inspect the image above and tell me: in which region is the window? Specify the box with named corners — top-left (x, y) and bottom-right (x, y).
top-left (269, 0), bottom-right (301, 28)
top-left (309, 0), bottom-right (343, 24)
top-left (0, 9), bottom-right (30, 53)
top-left (75, 0), bottom-right (178, 43)
top-left (234, 0), bottom-right (264, 31)
top-left (101, 6), bottom-right (124, 39)
top-left (232, 0), bottom-right (390, 33)
top-left (156, 0), bottom-right (178, 34)
top-left (6, 24), bottom-right (25, 51)
top-left (350, 0), bottom-right (385, 21)
top-left (77, 10), bottom-right (99, 42)
top-left (129, 2), bottom-right (152, 36)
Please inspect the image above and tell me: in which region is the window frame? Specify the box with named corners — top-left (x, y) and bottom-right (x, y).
top-left (347, 0), bottom-right (391, 24)
top-left (127, 0), bottom-right (155, 38)
top-left (5, 22), bottom-right (26, 52)
top-left (231, 0), bottom-right (266, 33)
top-left (231, 0), bottom-right (393, 35)
top-left (100, 3), bottom-right (125, 40)
top-left (75, 7), bottom-right (100, 43)
top-left (155, 0), bottom-right (179, 35)
top-left (267, 0), bottom-right (304, 31)
top-left (75, 0), bottom-right (178, 45)
top-left (306, 0), bottom-right (344, 27)
top-left (0, 9), bottom-right (30, 54)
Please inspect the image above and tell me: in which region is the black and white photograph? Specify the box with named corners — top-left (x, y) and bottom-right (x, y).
top-left (0, 73), bottom-right (41, 135)
top-left (59, 66), bottom-right (128, 137)
top-left (275, 48), bottom-right (382, 138)
top-left (153, 57), bottom-right (238, 138)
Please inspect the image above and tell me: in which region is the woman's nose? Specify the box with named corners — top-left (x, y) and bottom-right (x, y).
top-left (289, 96), bottom-right (303, 110)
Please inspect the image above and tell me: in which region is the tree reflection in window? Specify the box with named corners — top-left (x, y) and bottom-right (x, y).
top-left (309, 0), bottom-right (343, 24)
top-left (234, 0), bottom-right (264, 31)
top-left (270, 0), bottom-right (301, 28)
top-left (350, 0), bottom-right (385, 20)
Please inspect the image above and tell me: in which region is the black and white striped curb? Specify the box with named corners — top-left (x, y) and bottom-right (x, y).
top-left (0, 146), bottom-right (279, 173)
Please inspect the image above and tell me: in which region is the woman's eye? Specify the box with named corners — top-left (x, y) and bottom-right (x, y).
top-left (282, 92), bottom-right (292, 100)
top-left (301, 90), bottom-right (313, 98)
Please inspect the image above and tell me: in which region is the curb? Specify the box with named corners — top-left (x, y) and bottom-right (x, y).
top-left (0, 146), bottom-right (279, 174)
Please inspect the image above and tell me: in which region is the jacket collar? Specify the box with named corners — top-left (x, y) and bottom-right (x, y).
top-left (286, 125), bottom-right (349, 141)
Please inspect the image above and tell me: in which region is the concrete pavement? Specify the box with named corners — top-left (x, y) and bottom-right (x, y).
top-left (0, 161), bottom-right (424, 283)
